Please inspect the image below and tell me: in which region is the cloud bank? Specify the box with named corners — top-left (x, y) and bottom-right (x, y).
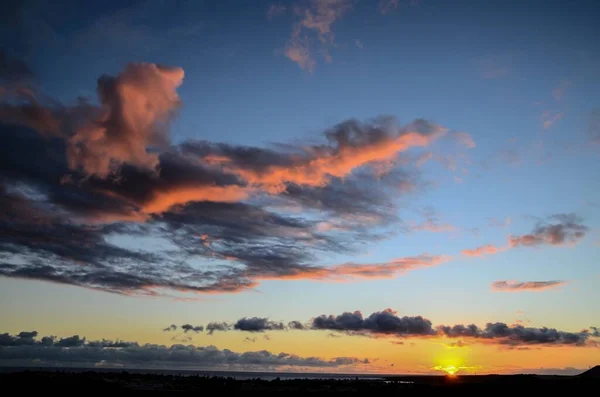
top-left (0, 331), bottom-right (367, 370)
top-left (0, 57), bottom-right (453, 298)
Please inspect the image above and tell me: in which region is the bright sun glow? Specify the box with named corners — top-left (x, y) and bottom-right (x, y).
top-left (432, 354), bottom-right (471, 376)
top-left (433, 365), bottom-right (459, 376)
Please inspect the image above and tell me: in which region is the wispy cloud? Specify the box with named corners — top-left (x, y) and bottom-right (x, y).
top-left (491, 280), bottom-right (567, 292)
top-left (509, 214), bottom-right (587, 247)
top-left (541, 111), bottom-right (564, 129)
top-left (452, 131), bottom-right (476, 149)
top-left (378, 0), bottom-right (420, 15)
top-left (283, 0), bottom-right (354, 71)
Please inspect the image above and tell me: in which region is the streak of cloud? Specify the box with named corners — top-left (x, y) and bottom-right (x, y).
top-left (491, 280), bottom-right (567, 292)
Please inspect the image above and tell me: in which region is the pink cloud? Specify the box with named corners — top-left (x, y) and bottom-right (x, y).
top-left (412, 218), bottom-right (456, 233)
top-left (67, 63), bottom-right (184, 178)
top-left (461, 244), bottom-right (504, 257)
top-left (283, 0), bottom-right (353, 71)
top-left (452, 131), bottom-right (476, 148)
top-left (491, 280), bottom-right (567, 292)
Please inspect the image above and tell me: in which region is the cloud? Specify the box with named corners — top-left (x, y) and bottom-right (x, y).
top-left (163, 324), bottom-right (177, 332)
top-left (452, 132), bottom-right (475, 149)
top-left (541, 111), bottom-right (564, 129)
top-left (464, 215), bottom-right (585, 258)
top-left (437, 322), bottom-right (593, 346)
top-left (378, 0), bottom-right (419, 15)
top-left (288, 321), bottom-right (306, 330)
top-left (410, 206), bottom-right (456, 233)
top-left (267, 3), bottom-right (287, 20)
top-left (283, 0), bottom-right (354, 71)
top-left (206, 322), bottom-right (232, 335)
top-left (181, 324), bottom-right (204, 333)
top-left (184, 310), bottom-right (599, 347)
top-left (509, 214), bottom-right (587, 247)
top-left (233, 318), bottom-right (286, 332)
top-left (552, 80), bottom-right (571, 101)
top-left (0, 57), bottom-right (454, 298)
top-left (491, 280), bottom-right (567, 292)
top-left (0, 331), bottom-right (367, 370)
top-left (68, 63), bottom-right (184, 178)
top-left (311, 308), bottom-right (436, 336)
top-left (0, 331), bottom-right (38, 346)
top-left (195, 117), bottom-right (445, 195)
top-left (462, 244), bottom-right (504, 257)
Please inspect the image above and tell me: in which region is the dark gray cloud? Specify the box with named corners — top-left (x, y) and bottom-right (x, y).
top-left (181, 324), bottom-right (204, 333)
top-left (206, 322), bottom-right (232, 335)
top-left (55, 335), bottom-right (86, 347)
top-left (163, 324), bottom-right (177, 332)
top-left (0, 331), bottom-right (366, 369)
top-left (311, 309), bottom-right (435, 336)
top-left (0, 331), bottom-right (38, 346)
top-left (288, 321), bottom-right (306, 330)
top-left (509, 214), bottom-right (588, 247)
top-left (205, 310), bottom-right (598, 347)
top-left (86, 339), bottom-right (140, 348)
top-left (233, 317), bottom-right (286, 332)
top-left (437, 322), bottom-right (592, 346)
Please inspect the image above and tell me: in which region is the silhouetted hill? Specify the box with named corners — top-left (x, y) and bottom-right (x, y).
top-left (579, 366), bottom-right (600, 378)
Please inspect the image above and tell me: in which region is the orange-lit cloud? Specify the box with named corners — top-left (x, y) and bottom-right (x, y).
top-left (462, 244), bottom-right (505, 257)
top-left (283, 0), bottom-right (353, 71)
top-left (253, 255), bottom-right (450, 283)
top-left (67, 63), bottom-right (184, 178)
top-left (491, 280), bottom-right (567, 292)
top-left (141, 185), bottom-right (251, 214)
top-left (203, 122), bottom-right (445, 194)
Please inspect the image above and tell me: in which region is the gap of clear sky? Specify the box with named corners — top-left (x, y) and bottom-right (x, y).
top-left (0, 0), bottom-right (599, 375)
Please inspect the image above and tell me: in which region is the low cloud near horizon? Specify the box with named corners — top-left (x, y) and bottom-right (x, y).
top-left (160, 309), bottom-right (600, 348)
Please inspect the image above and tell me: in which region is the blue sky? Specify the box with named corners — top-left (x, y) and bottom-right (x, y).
top-left (0, 0), bottom-right (599, 374)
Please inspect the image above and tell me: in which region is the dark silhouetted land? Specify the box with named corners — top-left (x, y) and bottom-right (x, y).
top-left (1, 367), bottom-right (599, 394)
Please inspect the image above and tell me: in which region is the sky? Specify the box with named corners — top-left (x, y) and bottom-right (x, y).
top-left (0, 0), bottom-right (599, 375)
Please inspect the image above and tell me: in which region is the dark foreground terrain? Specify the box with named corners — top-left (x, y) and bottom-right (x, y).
top-left (2, 368), bottom-right (599, 394)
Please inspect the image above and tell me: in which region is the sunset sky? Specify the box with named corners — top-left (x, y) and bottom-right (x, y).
top-left (0, 0), bottom-right (599, 375)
